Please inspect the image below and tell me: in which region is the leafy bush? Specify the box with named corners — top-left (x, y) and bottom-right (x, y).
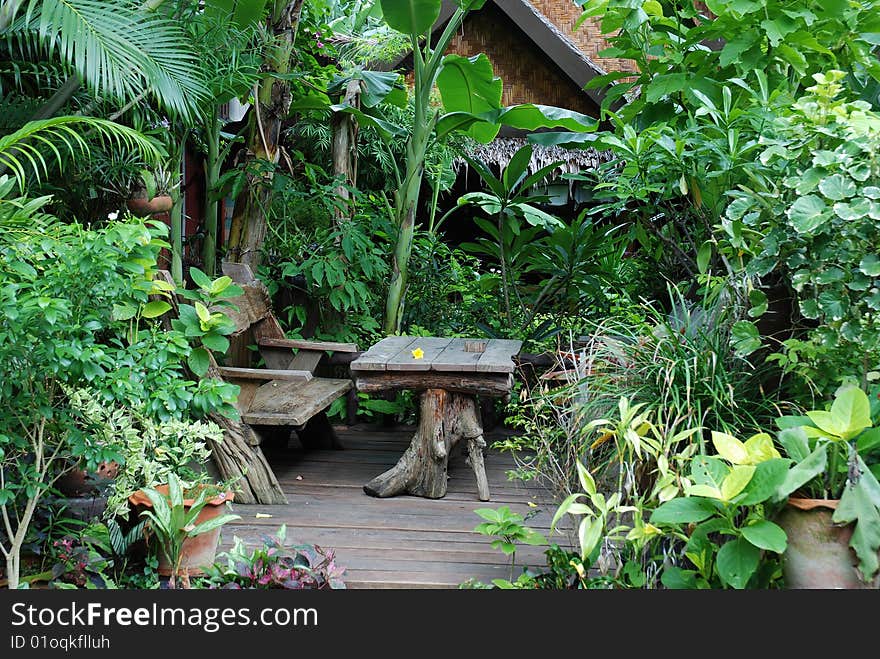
top-left (500, 293), bottom-right (784, 499)
top-left (204, 525), bottom-right (345, 590)
top-left (262, 192), bottom-right (390, 347)
top-left (64, 388), bottom-right (224, 518)
top-left (0, 183), bottom-right (235, 588)
top-left (728, 72), bottom-right (880, 394)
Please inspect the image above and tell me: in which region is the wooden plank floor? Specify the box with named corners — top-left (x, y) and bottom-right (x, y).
top-left (221, 424), bottom-right (573, 589)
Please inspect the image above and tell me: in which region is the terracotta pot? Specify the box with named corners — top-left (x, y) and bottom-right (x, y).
top-left (55, 461), bottom-right (119, 497)
top-left (777, 498), bottom-right (880, 589)
top-left (128, 485), bottom-right (234, 576)
top-left (126, 193), bottom-right (173, 217)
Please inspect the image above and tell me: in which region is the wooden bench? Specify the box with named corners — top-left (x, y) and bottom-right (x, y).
top-left (157, 263), bottom-right (356, 505)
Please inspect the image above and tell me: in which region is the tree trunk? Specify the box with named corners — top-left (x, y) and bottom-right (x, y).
top-left (363, 388), bottom-right (489, 500)
top-left (226, 0), bottom-right (304, 268)
top-left (331, 79), bottom-right (361, 225)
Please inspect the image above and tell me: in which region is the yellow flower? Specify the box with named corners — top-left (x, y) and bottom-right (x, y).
top-left (411, 348), bottom-right (424, 359)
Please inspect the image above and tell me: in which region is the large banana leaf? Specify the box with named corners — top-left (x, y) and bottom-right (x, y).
top-left (379, 0), bottom-right (441, 35)
top-left (204, 0), bottom-right (269, 29)
top-left (436, 104), bottom-right (599, 143)
top-left (436, 53), bottom-right (502, 143)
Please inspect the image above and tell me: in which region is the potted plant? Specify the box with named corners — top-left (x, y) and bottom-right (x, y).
top-left (773, 384), bottom-right (880, 588)
top-left (129, 473), bottom-right (239, 587)
top-left (126, 164), bottom-right (176, 217)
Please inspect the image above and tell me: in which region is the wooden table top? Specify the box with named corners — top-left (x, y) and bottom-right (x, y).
top-left (350, 336), bottom-right (523, 375)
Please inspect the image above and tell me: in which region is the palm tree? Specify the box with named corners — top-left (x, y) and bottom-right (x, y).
top-left (2, 0), bottom-right (208, 125)
top-left (0, 0), bottom-right (210, 186)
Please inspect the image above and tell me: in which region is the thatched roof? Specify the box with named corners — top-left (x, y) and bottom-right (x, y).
top-left (455, 137), bottom-right (614, 177)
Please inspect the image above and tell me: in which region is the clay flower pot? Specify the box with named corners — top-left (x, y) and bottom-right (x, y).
top-left (126, 192), bottom-right (173, 217)
top-left (56, 461), bottom-right (119, 498)
top-left (777, 497), bottom-right (880, 589)
top-left (128, 485), bottom-right (234, 576)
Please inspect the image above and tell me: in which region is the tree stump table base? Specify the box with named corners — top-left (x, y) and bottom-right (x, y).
top-left (363, 389), bottom-right (490, 501)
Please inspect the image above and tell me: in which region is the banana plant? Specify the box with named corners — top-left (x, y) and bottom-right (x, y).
top-left (309, 0), bottom-right (599, 334)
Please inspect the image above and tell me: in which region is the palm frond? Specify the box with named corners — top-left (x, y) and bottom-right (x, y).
top-left (0, 115), bottom-right (162, 188)
top-left (0, 59), bottom-right (70, 97)
top-left (15, 0), bottom-right (208, 122)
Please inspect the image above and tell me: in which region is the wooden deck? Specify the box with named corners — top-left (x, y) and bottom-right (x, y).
top-left (221, 424), bottom-right (573, 588)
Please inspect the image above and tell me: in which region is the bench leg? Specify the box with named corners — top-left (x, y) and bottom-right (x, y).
top-left (296, 411), bottom-right (344, 450)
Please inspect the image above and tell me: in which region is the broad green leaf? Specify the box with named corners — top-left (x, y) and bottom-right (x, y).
top-left (776, 445), bottom-right (827, 499)
top-left (578, 516), bottom-right (603, 560)
top-left (832, 456), bottom-right (880, 581)
top-left (457, 192), bottom-right (501, 214)
top-left (691, 456), bottom-right (729, 491)
top-left (685, 484), bottom-right (723, 499)
top-left (730, 320), bottom-right (762, 356)
top-left (741, 520), bottom-right (787, 553)
top-left (232, 0), bottom-right (269, 28)
top-left (645, 73), bottom-right (690, 103)
top-left (379, 0), bottom-right (441, 35)
top-left (517, 203), bottom-right (564, 229)
top-left (503, 145), bottom-right (532, 191)
top-left (721, 465), bottom-right (756, 501)
top-left (787, 194), bottom-right (827, 233)
top-left (660, 566), bottom-right (701, 589)
top-left (712, 431), bottom-right (749, 465)
top-left (201, 333), bottom-right (230, 353)
top-left (576, 461), bottom-right (596, 496)
top-left (860, 254), bottom-right (880, 277)
top-left (188, 513), bottom-right (241, 537)
top-left (739, 459), bottom-right (791, 505)
top-left (187, 347), bottom-right (211, 377)
top-left (189, 267), bottom-right (212, 290)
top-left (697, 240), bottom-right (712, 275)
top-left (329, 104), bottom-right (405, 141)
top-left (112, 304), bottom-right (137, 321)
top-left (205, 0), bottom-right (269, 29)
top-left (527, 131), bottom-right (599, 148)
top-left (209, 275), bottom-right (233, 296)
top-left (833, 199), bottom-right (871, 221)
top-left (748, 289), bottom-right (768, 318)
top-left (436, 54), bottom-right (503, 143)
top-left (650, 497), bottom-right (718, 525)
top-left (743, 433), bottom-right (781, 463)
top-left (716, 537), bottom-right (760, 589)
top-left (818, 174), bottom-right (856, 201)
top-left (195, 301), bottom-right (211, 324)
top-left (857, 427), bottom-right (880, 455)
top-left (776, 415), bottom-right (815, 431)
top-left (807, 386), bottom-right (872, 440)
top-left (141, 300), bottom-right (171, 319)
top-left (436, 104), bottom-right (597, 140)
top-left (550, 492), bottom-right (587, 531)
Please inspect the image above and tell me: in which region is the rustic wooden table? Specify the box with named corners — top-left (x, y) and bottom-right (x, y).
top-left (350, 336), bottom-right (522, 501)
